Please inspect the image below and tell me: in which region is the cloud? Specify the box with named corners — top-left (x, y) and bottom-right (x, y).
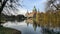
top-left (2, 7), bottom-right (27, 16)
top-left (17, 7), bottom-right (27, 15)
top-left (17, 7), bottom-right (33, 15)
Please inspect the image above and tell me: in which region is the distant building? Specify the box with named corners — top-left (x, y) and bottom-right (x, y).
top-left (25, 6), bottom-right (38, 18)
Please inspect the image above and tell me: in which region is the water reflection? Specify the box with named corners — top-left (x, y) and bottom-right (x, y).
top-left (25, 19), bottom-right (60, 34)
top-left (1, 19), bottom-right (60, 34)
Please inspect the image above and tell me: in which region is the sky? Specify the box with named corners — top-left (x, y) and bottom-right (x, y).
top-left (12, 0), bottom-right (60, 15)
top-left (2, 0), bottom-right (48, 15)
top-left (21, 0), bottom-right (47, 11)
top-left (2, 0), bottom-right (60, 15)
top-left (18, 0), bottom-right (47, 15)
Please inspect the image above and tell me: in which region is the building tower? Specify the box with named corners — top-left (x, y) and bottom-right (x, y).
top-left (33, 6), bottom-right (37, 18)
top-left (25, 10), bottom-right (29, 17)
top-left (33, 6), bottom-right (37, 12)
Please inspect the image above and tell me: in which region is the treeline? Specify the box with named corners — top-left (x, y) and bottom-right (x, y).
top-left (0, 13), bottom-right (26, 22)
top-left (35, 10), bottom-right (60, 27)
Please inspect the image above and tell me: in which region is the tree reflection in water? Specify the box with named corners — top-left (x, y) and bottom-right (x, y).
top-left (25, 19), bottom-right (60, 34)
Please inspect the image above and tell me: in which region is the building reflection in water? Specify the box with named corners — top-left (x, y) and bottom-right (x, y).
top-left (25, 19), bottom-right (37, 31)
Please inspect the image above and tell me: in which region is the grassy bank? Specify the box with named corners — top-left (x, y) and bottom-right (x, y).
top-left (0, 27), bottom-right (21, 34)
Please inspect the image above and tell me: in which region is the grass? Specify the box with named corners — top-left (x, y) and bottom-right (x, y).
top-left (0, 27), bottom-right (21, 34)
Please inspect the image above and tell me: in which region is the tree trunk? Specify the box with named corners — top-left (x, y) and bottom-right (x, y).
top-left (0, 0), bottom-right (8, 14)
top-left (0, 0), bottom-right (8, 23)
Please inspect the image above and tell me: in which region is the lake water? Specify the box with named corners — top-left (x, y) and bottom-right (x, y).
top-left (1, 19), bottom-right (60, 34)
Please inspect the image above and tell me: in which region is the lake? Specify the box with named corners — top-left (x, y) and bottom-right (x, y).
top-left (1, 19), bottom-right (60, 34)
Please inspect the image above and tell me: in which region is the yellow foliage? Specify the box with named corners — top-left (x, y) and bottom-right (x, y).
top-left (35, 10), bottom-right (60, 27)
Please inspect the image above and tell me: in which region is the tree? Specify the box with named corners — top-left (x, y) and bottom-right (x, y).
top-left (0, 0), bottom-right (8, 14)
top-left (0, 0), bottom-right (22, 14)
top-left (0, 0), bottom-right (22, 22)
top-left (46, 0), bottom-right (60, 11)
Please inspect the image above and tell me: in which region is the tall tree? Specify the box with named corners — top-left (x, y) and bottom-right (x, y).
top-left (0, 0), bottom-right (8, 14)
top-left (0, 0), bottom-right (22, 14)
